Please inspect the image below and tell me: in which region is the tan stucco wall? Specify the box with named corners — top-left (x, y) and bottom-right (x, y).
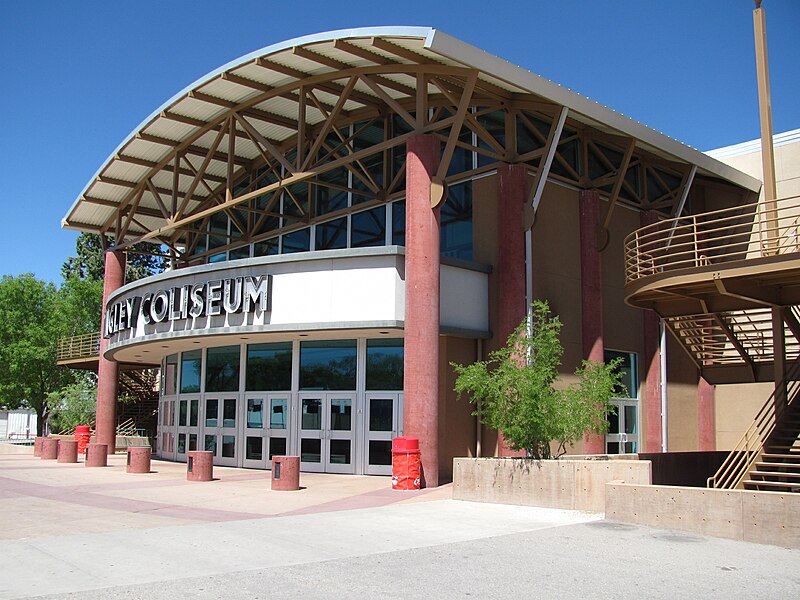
top-left (713, 134), bottom-right (800, 199)
top-left (665, 331), bottom-right (699, 451)
top-left (439, 336), bottom-right (479, 482)
top-left (714, 382), bottom-right (773, 450)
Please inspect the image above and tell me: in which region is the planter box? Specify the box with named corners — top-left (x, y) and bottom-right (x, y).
top-left (453, 457), bottom-right (651, 513)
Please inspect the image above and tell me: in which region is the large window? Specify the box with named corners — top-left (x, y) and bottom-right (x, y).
top-left (180, 350), bottom-right (202, 393)
top-left (366, 339), bottom-right (404, 390)
top-left (440, 180), bottom-right (473, 259)
top-left (205, 346), bottom-right (240, 392)
top-left (300, 340), bottom-right (357, 390)
top-left (246, 342), bottom-right (292, 391)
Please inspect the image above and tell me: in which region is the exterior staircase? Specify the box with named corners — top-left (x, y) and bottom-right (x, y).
top-left (624, 194), bottom-right (800, 493)
top-left (744, 398), bottom-right (800, 492)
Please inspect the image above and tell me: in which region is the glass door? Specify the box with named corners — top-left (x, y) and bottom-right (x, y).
top-left (297, 392), bottom-right (356, 473)
top-left (158, 398), bottom-right (176, 461)
top-left (242, 395), bottom-right (290, 469)
top-left (607, 400), bottom-right (638, 454)
top-left (203, 395), bottom-right (239, 466)
top-left (298, 394), bottom-right (324, 472)
top-left (364, 393), bottom-right (402, 475)
top-left (176, 396), bottom-right (200, 460)
top-left (326, 393), bottom-right (356, 474)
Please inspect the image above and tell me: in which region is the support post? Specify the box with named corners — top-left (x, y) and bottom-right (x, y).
top-left (403, 134), bottom-right (441, 487)
top-left (580, 190), bottom-right (605, 454)
top-left (95, 250), bottom-right (125, 456)
top-left (496, 164), bottom-right (529, 458)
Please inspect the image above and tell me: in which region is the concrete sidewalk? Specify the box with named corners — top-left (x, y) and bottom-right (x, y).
top-left (1, 444), bottom-right (798, 599)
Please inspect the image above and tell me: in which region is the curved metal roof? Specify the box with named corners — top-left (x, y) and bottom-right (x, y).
top-left (63, 26), bottom-right (761, 240)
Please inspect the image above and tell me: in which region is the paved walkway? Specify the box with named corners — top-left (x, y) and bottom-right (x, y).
top-left (1, 443), bottom-right (798, 599)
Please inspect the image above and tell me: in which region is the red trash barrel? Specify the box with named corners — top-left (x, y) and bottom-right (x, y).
top-left (392, 436), bottom-right (421, 491)
top-left (74, 425), bottom-right (91, 459)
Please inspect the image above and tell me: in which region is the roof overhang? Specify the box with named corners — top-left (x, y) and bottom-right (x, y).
top-left (62, 26), bottom-right (762, 241)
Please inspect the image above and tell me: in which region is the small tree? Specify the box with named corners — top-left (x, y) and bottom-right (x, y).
top-left (452, 300), bottom-right (622, 459)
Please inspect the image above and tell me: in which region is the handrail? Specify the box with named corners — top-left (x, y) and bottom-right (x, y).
top-left (625, 194), bottom-right (800, 283)
top-left (707, 356), bottom-right (800, 489)
top-left (57, 332), bottom-right (100, 361)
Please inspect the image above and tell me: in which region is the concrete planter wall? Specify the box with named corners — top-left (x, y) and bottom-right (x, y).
top-left (453, 457), bottom-right (652, 513)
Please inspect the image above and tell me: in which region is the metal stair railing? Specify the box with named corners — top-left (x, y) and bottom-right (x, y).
top-left (625, 193), bottom-right (800, 284)
top-left (708, 356), bottom-right (800, 490)
top-left (57, 332), bottom-right (100, 361)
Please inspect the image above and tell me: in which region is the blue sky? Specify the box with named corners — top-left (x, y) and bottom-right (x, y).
top-left (1, 0), bottom-right (798, 283)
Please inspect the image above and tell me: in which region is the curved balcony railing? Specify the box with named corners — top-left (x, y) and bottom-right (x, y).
top-left (625, 194), bottom-right (800, 284)
top-left (56, 332), bottom-right (100, 362)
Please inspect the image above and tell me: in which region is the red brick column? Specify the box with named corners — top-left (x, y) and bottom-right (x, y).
top-left (640, 211), bottom-right (663, 453)
top-left (403, 134), bottom-right (441, 487)
top-left (96, 250), bottom-right (125, 455)
top-left (698, 376), bottom-right (716, 451)
top-left (580, 190), bottom-right (605, 454)
top-left (496, 164), bottom-right (528, 458)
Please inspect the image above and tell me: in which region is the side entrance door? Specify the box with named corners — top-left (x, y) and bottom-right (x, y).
top-left (363, 393), bottom-right (403, 475)
top-left (606, 400), bottom-right (639, 454)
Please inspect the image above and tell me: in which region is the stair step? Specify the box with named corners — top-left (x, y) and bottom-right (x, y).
top-left (743, 480), bottom-right (800, 492)
top-left (750, 470), bottom-right (800, 480)
top-left (755, 461), bottom-right (800, 470)
top-left (761, 453), bottom-right (800, 462)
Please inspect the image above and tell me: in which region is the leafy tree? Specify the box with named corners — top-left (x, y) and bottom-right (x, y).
top-left (61, 233), bottom-right (167, 283)
top-left (47, 373), bottom-right (97, 434)
top-left (0, 274), bottom-right (75, 434)
top-left (452, 300), bottom-right (622, 460)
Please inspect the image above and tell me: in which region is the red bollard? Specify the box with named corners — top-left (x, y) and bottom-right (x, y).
top-left (33, 437), bottom-right (45, 457)
top-left (127, 447), bottom-right (152, 474)
top-left (74, 425), bottom-right (91, 459)
top-left (41, 438), bottom-right (59, 460)
top-left (57, 440), bottom-right (79, 463)
top-left (391, 436), bottom-right (421, 490)
top-left (271, 456), bottom-right (300, 491)
top-left (187, 451), bottom-right (213, 481)
top-left (85, 443), bottom-right (109, 467)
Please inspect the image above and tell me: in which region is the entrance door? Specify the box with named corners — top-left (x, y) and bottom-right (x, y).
top-left (203, 395), bottom-right (239, 466)
top-left (158, 399), bottom-right (176, 461)
top-left (364, 393), bottom-right (403, 475)
top-left (242, 395), bottom-right (290, 469)
top-left (606, 400), bottom-right (639, 454)
top-left (176, 396), bottom-right (200, 461)
top-left (297, 393), bottom-right (356, 474)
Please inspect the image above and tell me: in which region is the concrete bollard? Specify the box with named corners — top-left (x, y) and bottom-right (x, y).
top-left (85, 443), bottom-right (109, 467)
top-left (271, 456), bottom-right (301, 491)
top-left (57, 440), bottom-right (79, 463)
top-left (187, 450), bottom-right (214, 481)
top-left (127, 447), bottom-right (152, 474)
top-left (33, 436), bottom-right (45, 457)
top-left (40, 438), bottom-right (59, 460)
